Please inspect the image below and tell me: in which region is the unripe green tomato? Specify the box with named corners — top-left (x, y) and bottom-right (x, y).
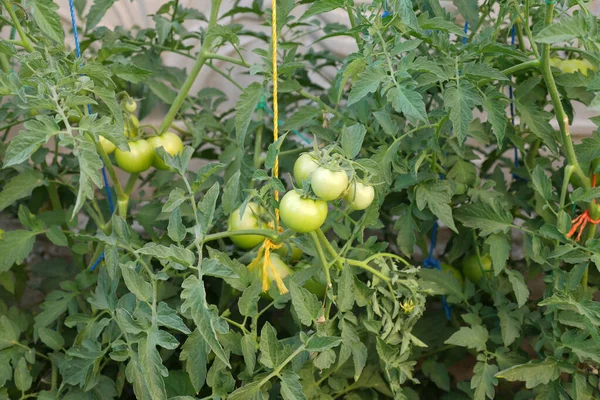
top-left (227, 202), bottom-right (268, 249)
top-left (303, 278), bottom-right (326, 297)
top-left (559, 59), bottom-right (596, 76)
top-left (68, 113), bottom-right (81, 125)
top-left (99, 135), bottom-right (116, 154)
top-left (124, 98), bottom-right (137, 113)
top-left (275, 241), bottom-right (303, 261)
top-left (441, 262), bottom-right (464, 287)
top-left (147, 131), bottom-right (184, 170)
top-left (114, 139), bottom-right (154, 173)
top-left (461, 254), bottom-right (493, 284)
top-left (311, 167), bottom-right (349, 201)
top-left (251, 254), bottom-right (293, 296)
top-left (280, 190), bottom-right (328, 233)
top-left (28, 109), bottom-right (40, 117)
top-left (293, 153), bottom-right (319, 186)
top-left (344, 182), bottom-right (375, 210)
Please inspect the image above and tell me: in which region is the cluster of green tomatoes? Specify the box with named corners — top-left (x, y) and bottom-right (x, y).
top-left (98, 98), bottom-right (184, 173)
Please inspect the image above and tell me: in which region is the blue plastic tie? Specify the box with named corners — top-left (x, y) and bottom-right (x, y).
top-left (68, 0), bottom-right (114, 270)
top-left (382, 0), bottom-right (390, 17)
top-left (462, 21), bottom-right (468, 45)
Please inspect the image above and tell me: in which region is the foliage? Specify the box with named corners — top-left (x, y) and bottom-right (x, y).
top-left (0, 0), bottom-right (599, 399)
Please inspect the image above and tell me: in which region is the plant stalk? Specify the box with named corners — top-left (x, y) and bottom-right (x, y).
top-left (1, 0), bottom-right (34, 52)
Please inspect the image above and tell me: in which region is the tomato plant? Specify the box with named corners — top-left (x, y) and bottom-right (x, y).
top-left (1, 0), bottom-right (600, 399)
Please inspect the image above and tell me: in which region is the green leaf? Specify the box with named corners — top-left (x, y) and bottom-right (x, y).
top-left (280, 371), bottom-right (307, 400)
top-left (241, 334), bottom-right (256, 375)
top-left (284, 106), bottom-right (320, 132)
top-left (222, 171), bottom-right (241, 215)
top-left (73, 134), bottom-right (104, 218)
top-left (387, 83), bottom-right (427, 123)
top-left (516, 101), bottom-right (558, 155)
top-left (418, 268), bottom-right (465, 303)
top-left (168, 208), bottom-right (186, 243)
top-left (29, 0), bottom-right (64, 43)
top-left (485, 233), bottom-right (510, 275)
top-left (157, 302), bottom-right (191, 334)
top-left (193, 162), bottom-right (226, 191)
top-left (14, 358), bottom-right (32, 392)
top-left (497, 306), bottom-right (521, 347)
top-left (4, 117), bottom-right (59, 167)
top-left (38, 327), bottom-right (65, 351)
top-left (455, 201), bottom-right (513, 236)
top-left (453, 0), bottom-right (478, 26)
top-left (444, 80), bottom-right (482, 144)
top-left (0, 230), bottom-right (36, 273)
top-left (415, 181), bottom-right (457, 232)
top-left (505, 269), bottom-right (529, 308)
top-left (390, 0), bottom-right (418, 28)
top-left (472, 360), bottom-right (498, 400)
top-left (136, 243), bottom-right (195, 267)
top-left (532, 165), bottom-right (552, 201)
top-left (259, 322), bottom-right (291, 369)
top-left (198, 182), bottom-right (220, 235)
top-left (463, 63), bottom-right (509, 82)
top-left (0, 169), bottom-right (44, 212)
top-left (228, 381), bottom-right (263, 400)
top-left (86, 0), bottom-right (117, 31)
top-left (148, 80), bottom-right (177, 104)
top-left (496, 358), bottom-right (561, 389)
top-left (289, 280), bottom-right (322, 326)
top-left (0, 315), bottom-right (19, 350)
top-left (138, 332), bottom-right (168, 400)
top-left (337, 263), bottom-right (355, 313)
top-left (444, 325), bottom-right (488, 352)
top-left (239, 280), bottom-right (262, 317)
top-left (120, 262), bottom-right (153, 302)
top-left (534, 16), bottom-right (585, 44)
top-left (482, 88), bottom-right (508, 145)
top-left (301, 0), bottom-right (343, 19)
top-left (34, 290), bottom-right (76, 329)
top-left (180, 275), bottom-right (230, 367)
top-left (46, 226), bottom-right (68, 247)
top-left (112, 62), bottom-right (153, 84)
top-left (265, 132), bottom-right (288, 169)
top-left (340, 124), bottom-right (366, 159)
top-left (347, 64), bottom-right (386, 106)
top-left (305, 336), bottom-right (342, 352)
top-left (180, 329), bottom-right (209, 393)
top-left (235, 82), bottom-right (263, 147)
top-left (422, 360), bottom-right (450, 392)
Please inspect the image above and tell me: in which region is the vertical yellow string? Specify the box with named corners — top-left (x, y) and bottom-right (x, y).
top-left (271, 0), bottom-right (280, 223)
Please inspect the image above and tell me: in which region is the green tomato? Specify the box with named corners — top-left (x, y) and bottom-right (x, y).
top-left (461, 254), bottom-right (493, 284)
top-left (303, 278), bottom-right (326, 297)
top-left (123, 98), bottom-right (137, 113)
top-left (441, 263), bottom-right (464, 287)
top-left (345, 182), bottom-right (375, 210)
top-left (280, 190), bottom-right (328, 233)
top-left (293, 153), bottom-right (319, 186)
top-left (251, 254), bottom-right (293, 295)
top-left (275, 241), bottom-right (303, 261)
top-left (227, 202), bottom-right (268, 249)
top-left (114, 139), bottom-right (154, 173)
top-left (147, 131), bottom-right (184, 170)
top-left (99, 135), bottom-right (116, 154)
top-left (559, 59), bottom-right (596, 76)
top-left (311, 167), bottom-right (349, 201)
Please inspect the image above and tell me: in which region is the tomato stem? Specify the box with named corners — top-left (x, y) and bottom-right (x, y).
top-left (310, 231), bottom-right (332, 288)
top-left (158, 0), bottom-right (223, 134)
top-left (1, 0), bottom-right (34, 52)
top-left (316, 228), bottom-right (343, 270)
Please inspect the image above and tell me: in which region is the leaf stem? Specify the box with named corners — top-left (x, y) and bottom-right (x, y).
top-left (158, 0), bottom-right (223, 134)
top-left (1, 0), bottom-right (33, 52)
top-left (310, 231), bottom-right (332, 288)
top-left (501, 59), bottom-right (539, 76)
top-left (204, 52), bottom-right (249, 68)
top-left (315, 228), bottom-right (343, 270)
top-left (11, 341), bottom-right (50, 360)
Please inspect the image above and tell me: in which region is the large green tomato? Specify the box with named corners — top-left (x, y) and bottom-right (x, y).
top-left (275, 241), bottom-right (303, 261)
top-left (293, 153), bottom-right (319, 186)
top-left (441, 263), bottom-right (464, 287)
top-left (114, 139), bottom-right (154, 173)
top-left (147, 132), bottom-right (184, 170)
top-left (280, 190), bottom-right (328, 233)
top-left (227, 202), bottom-right (268, 249)
top-left (251, 254), bottom-right (293, 294)
top-left (461, 254), bottom-right (493, 284)
top-left (345, 182), bottom-right (375, 210)
top-left (559, 59), bottom-right (596, 76)
top-left (311, 167), bottom-right (349, 201)
top-left (99, 135), bottom-right (116, 154)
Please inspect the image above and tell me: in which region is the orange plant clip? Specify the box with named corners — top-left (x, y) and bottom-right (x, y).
top-left (567, 174), bottom-right (600, 241)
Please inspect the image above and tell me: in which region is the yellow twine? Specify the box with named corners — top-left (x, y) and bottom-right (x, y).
top-left (246, 0), bottom-right (287, 295)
